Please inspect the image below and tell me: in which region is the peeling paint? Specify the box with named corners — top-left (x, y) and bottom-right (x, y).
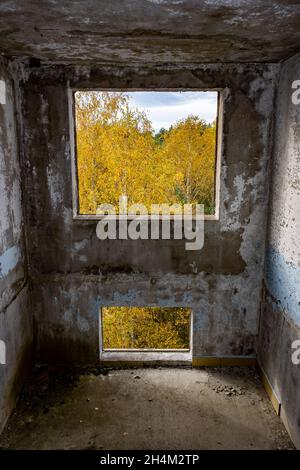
top-left (0, 57), bottom-right (31, 435)
top-left (266, 246), bottom-right (300, 322)
top-left (258, 52), bottom-right (300, 449)
top-left (0, 245), bottom-right (21, 278)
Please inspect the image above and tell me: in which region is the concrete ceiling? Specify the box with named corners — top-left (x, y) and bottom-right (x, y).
top-left (0, 0), bottom-right (300, 64)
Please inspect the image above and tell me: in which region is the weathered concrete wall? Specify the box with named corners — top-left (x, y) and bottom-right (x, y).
top-left (257, 53), bottom-right (300, 448)
top-left (20, 63), bottom-right (278, 364)
top-left (1, 1), bottom-right (300, 63)
top-left (0, 58), bottom-right (32, 433)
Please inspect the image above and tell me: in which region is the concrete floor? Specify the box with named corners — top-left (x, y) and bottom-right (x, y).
top-left (0, 366), bottom-right (294, 450)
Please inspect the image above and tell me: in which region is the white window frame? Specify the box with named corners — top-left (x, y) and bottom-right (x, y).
top-left (68, 88), bottom-right (224, 222)
top-left (99, 307), bottom-right (193, 363)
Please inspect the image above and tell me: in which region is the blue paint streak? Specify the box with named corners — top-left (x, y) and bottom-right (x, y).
top-left (193, 313), bottom-right (206, 329)
top-left (112, 290), bottom-right (137, 304)
top-left (265, 246), bottom-right (300, 322)
top-left (0, 245), bottom-right (21, 279)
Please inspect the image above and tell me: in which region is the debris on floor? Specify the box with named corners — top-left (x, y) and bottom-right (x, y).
top-left (0, 366), bottom-right (294, 450)
top-left (212, 384), bottom-right (246, 396)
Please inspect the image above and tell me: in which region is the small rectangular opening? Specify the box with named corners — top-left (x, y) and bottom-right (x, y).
top-left (71, 90), bottom-right (221, 219)
top-left (99, 306), bottom-right (193, 363)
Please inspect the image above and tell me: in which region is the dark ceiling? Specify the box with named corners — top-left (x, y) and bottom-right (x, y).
top-left (0, 0), bottom-right (300, 64)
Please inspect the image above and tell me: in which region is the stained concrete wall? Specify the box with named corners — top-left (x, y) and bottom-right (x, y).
top-left (19, 63), bottom-right (278, 364)
top-left (0, 58), bottom-right (32, 433)
top-left (1, 1), bottom-right (300, 63)
top-left (258, 53), bottom-right (300, 448)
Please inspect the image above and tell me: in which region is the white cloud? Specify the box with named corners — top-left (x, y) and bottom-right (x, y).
top-left (128, 91), bottom-right (217, 133)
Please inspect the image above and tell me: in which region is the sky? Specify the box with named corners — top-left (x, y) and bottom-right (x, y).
top-left (127, 91), bottom-right (218, 133)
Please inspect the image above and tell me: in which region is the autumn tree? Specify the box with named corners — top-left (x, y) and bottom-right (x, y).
top-left (75, 91), bottom-right (156, 213)
top-left (160, 117), bottom-right (216, 213)
top-left (102, 307), bottom-right (191, 349)
top-left (75, 91), bottom-right (216, 215)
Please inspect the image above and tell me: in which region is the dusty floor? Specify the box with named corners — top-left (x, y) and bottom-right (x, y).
top-left (0, 365), bottom-right (294, 450)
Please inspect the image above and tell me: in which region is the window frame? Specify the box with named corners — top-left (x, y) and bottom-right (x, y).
top-left (68, 87), bottom-right (224, 221)
top-left (99, 306), bottom-right (193, 363)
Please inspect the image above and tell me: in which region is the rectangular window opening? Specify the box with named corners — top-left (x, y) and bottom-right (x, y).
top-left (71, 90), bottom-right (221, 219)
top-left (99, 306), bottom-right (193, 362)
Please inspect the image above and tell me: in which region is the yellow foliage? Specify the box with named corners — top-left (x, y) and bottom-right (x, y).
top-left (75, 91), bottom-right (216, 215)
top-left (102, 307), bottom-right (191, 349)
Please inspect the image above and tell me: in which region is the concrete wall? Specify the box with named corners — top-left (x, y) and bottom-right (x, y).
top-left (258, 53), bottom-right (300, 448)
top-left (19, 63), bottom-right (277, 364)
top-left (1, 1), bottom-right (300, 63)
top-left (0, 58), bottom-right (33, 433)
